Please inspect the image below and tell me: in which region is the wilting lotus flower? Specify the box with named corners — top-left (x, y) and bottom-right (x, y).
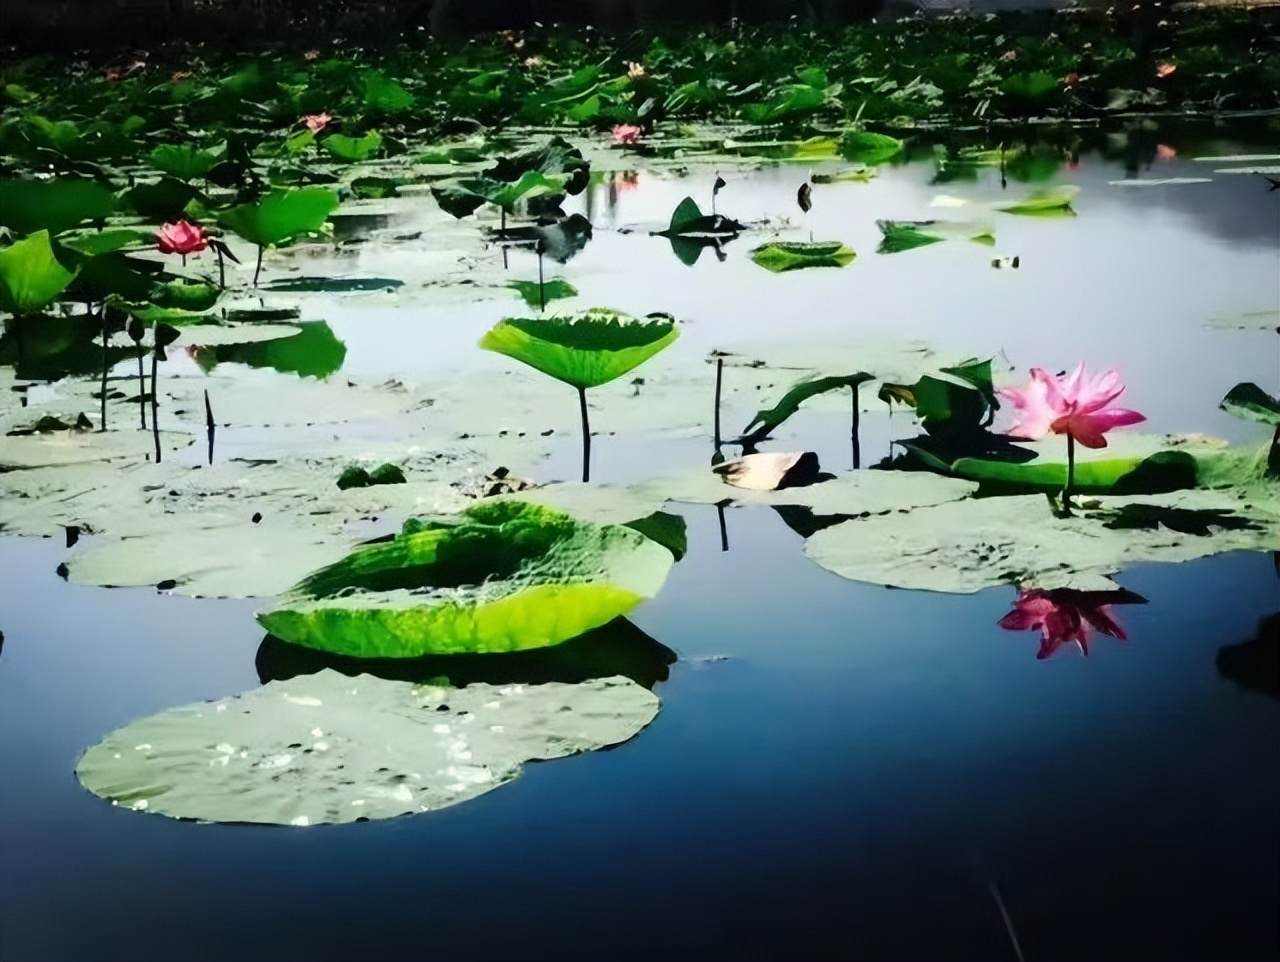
top-left (626, 61), bottom-right (646, 79)
top-left (1155, 62), bottom-right (1177, 79)
top-left (304, 112), bottom-right (332, 134)
top-left (1001, 363), bottom-right (1145, 511)
top-left (612, 124), bottom-right (643, 146)
top-left (157, 220), bottom-right (208, 257)
top-left (998, 588), bottom-right (1128, 660)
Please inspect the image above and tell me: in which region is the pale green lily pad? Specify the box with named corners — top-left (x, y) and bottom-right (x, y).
top-left (0, 428), bottom-right (192, 469)
top-left (805, 485), bottom-right (1278, 595)
top-left (258, 500), bottom-right (676, 658)
top-left (750, 241), bottom-right (855, 273)
top-left (639, 466), bottom-right (976, 515)
top-left (76, 670), bottom-right (659, 826)
top-left (1205, 310), bottom-right (1280, 332)
top-left (167, 324), bottom-right (303, 347)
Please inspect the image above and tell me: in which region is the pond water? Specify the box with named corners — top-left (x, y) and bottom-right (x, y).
top-left (1, 119), bottom-right (1278, 961)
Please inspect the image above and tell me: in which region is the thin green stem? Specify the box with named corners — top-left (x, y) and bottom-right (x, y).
top-left (1063, 432), bottom-right (1076, 516)
top-left (150, 340), bottom-right (161, 463)
top-left (713, 356), bottom-right (723, 449)
top-left (578, 387), bottom-right (591, 484)
top-left (98, 307), bottom-right (109, 432)
top-left (253, 246), bottom-right (264, 287)
top-left (851, 385), bottom-right (861, 470)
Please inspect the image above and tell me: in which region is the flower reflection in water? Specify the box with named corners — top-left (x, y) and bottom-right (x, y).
top-left (998, 587), bottom-right (1146, 660)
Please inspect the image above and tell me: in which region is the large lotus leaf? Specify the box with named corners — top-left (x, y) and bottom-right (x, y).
top-left (805, 484), bottom-right (1278, 595)
top-left (120, 178), bottom-right (205, 221)
top-left (750, 241), bottom-right (855, 273)
top-left (218, 187), bottom-right (340, 248)
top-left (879, 364), bottom-right (997, 434)
top-left (193, 321), bottom-right (347, 378)
top-left (741, 84), bottom-right (827, 125)
top-left (508, 278), bottom-right (577, 309)
top-left (480, 309), bottom-right (679, 390)
top-left (321, 130), bottom-right (383, 162)
top-left (257, 501), bottom-right (676, 658)
top-left (738, 373), bottom-right (874, 446)
top-left (76, 670), bottom-right (659, 826)
top-left (362, 70), bottom-right (415, 114)
top-left (58, 228), bottom-right (155, 257)
top-left (0, 230), bottom-right (79, 315)
top-left (486, 136), bottom-right (590, 196)
top-left (839, 131), bottom-right (904, 165)
top-left (149, 144), bottom-right (219, 180)
top-left (0, 177), bottom-right (116, 235)
top-left (431, 171), bottom-right (569, 219)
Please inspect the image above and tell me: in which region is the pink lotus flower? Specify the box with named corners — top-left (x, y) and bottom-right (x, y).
top-left (1155, 62), bottom-right (1177, 79)
top-left (1155, 143), bottom-right (1177, 161)
top-left (1001, 363), bottom-right (1145, 450)
top-left (626, 61), bottom-right (646, 79)
top-left (156, 220), bottom-right (208, 257)
top-left (611, 124), bottom-right (643, 146)
top-left (998, 588), bottom-right (1128, 660)
top-left (304, 112), bottom-right (332, 134)
top-left (1064, 71), bottom-right (1080, 89)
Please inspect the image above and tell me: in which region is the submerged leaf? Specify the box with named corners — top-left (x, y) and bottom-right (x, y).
top-left (76, 670), bottom-right (659, 825)
top-left (257, 501), bottom-right (676, 658)
top-left (480, 308), bottom-right (679, 390)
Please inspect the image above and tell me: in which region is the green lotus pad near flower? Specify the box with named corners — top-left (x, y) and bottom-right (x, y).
top-left (750, 241), bottom-right (855, 273)
top-left (480, 308), bottom-right (679, 389)
top-left (257, 501), bottom-right (676, 658)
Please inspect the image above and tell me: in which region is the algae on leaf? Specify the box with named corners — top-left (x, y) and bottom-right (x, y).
top-left (76, 670), bottom-right (659, 826)
top-left (258, 500), bottom-right (676, 658)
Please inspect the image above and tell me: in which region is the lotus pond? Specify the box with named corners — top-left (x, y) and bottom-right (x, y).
top-left (1, 82), bottom-right (1279, 959)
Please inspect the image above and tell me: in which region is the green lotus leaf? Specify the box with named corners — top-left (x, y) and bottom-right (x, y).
top-left (876, 219), bottom-right (995, 253)
top-left (993, 186), bottom-right (1079, 216)
top-left (75, 670), bottom-right (659, 826)
top-left (218, 187), bottom-right (340, 248)
top-left (0, 230), bottom-right (80, 315)
top-left (839, 131), bottom-right (904, 165)
top-left (431, 171), bottom-right (569, 219)
top-left (361, 70), bottom-right (415, 114)
top-left (58, 228), bottom-right (155, 256)
top-left (149, 144), bottom-right (219, 180)
top-left (480, 308), bottom-right (679, 389)
top-left (739, 373), bottom-right (874, 446)
top-left (1220, 383), bottom-right (1280, 425)
top-left (750, 240), bottom-right (855, 273)
top-left (256, 501), bottom-right (676, 658)
top-left (321, 130), bottom-right (383, 162)
top-left (507, 278), bottom-right (577, 308)
top-left (659, 196), bottom-right (744, 238)
top-left (486, 136), bottom-right (590, 196)
top-left (120, 177), bottom-right (205, 221)
top-left (0, 177), bottom-right (116, 235)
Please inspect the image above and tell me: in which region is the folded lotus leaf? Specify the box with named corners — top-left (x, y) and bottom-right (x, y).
top-left (750, 241), bottom-right (855, 273)
top-left (257, 500), bottom-right (675, 658)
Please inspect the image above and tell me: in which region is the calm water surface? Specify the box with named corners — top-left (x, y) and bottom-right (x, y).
top-left (1, 121), bottom-right (1277, 961)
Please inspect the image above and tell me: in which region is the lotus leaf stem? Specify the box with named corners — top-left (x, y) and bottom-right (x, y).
top-left (150, 327), bottom-right (161, 463)
top-left (851, 385), bottom-right (861, 470)
top-left (253, 246), bottom-right (264, 287)
top-left (713, 356), bottom-right (723, 448)
top-left (98, 307), bottom-right (109, 432)
top-left (1063, 432), bottom-right (1076, 516)
top-left (578, 386), bottom-right (591, 483)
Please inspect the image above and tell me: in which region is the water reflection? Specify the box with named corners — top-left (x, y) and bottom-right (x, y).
top-left (0, 312), bottom-right (132, 381)
top-left (1216, 611), bottom-right (1280, 702)
top-left (256, 616), bottom-right (677, 690)
top-left (997, 586), bottom-right (1148, 660)
top-left (188, 320), bottom-right (347, 379)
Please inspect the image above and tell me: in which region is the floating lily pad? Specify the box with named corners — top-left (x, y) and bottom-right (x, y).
top-left (876, 220), bottom-right (994, 253)
top-left (993, 186), bottom-right (1079, 216)
top-left (0, 428), bottom-right (192, 469)
top-left (750, 241), bottom-right (855, 273)
top-left (265, 276), bottom-right (404, 294)
top-left (507, 278), bottom-right (577, 308)
top-left (257, 501), bottom-right (676, 658)
top-left (805, 484), bottom-right (1278, 595)
top-left (76, 670), bottom-right (659, 826)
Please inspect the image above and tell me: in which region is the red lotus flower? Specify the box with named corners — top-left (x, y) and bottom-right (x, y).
top-left (998, 588), bottom-right (1129, 660)
top-left (304, 112), bottom-right (332, 134)
top-left (611, 124), bottom-right (643, 146)
top-left (156, 220), bottom-right (208, 257)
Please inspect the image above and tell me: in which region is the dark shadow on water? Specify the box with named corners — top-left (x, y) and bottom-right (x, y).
top-left (1217, 611), bottom-right (1280, 701)
top-left (255, 616), bottom-right (677, 690)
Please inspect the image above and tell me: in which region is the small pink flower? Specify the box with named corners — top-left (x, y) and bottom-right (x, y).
top-left (1155, 62), bottom-right (1177, 79)
top-left (304, 49), bottom-right (321, 62)
top-left (304, 112), bottom-right (332, 134)
top-left (157, 220), bottom-right (208, 257)
top-left (523, 55), bottom-right (544, 68)
top-left (1064, 71), bottom-right (1080, 89)
top-left (611, 124), bottom-right (643, 146)
top-left (1000, 363), bottom-right (1145, 449)
top-left (626, 61), bottom-right (646, 79)
top-left (999, 588), bottom-right (1128, 660)
top-left (1155, 143), bottom-right (1177, 161)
